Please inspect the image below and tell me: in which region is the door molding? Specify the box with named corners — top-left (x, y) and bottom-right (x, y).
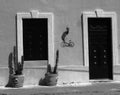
top-left (16, 10), bottom-right (55, 67)
top-left (82, 9), bottom-right (118, 67)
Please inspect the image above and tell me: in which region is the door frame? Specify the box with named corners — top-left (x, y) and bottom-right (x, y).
top-left (82, 9), bottom-right (118, 80)
top-left (16, 10), bottom-right (55, 67)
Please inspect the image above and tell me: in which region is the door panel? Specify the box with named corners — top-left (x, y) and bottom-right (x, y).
top-left (88, 18), bottom-right (113, 80)
top-left (23, 18), bottom-right (48, 61)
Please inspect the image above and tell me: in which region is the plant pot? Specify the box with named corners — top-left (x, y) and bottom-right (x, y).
top-left (39, 73), bottom-right (58, 86)
top-left (45, 73), bottom-right (58, 86)
top-left (6, 74), bottom-right (24, 88)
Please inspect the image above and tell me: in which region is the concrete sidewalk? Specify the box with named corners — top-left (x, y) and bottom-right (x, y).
top-left (0, 81), bottom-right (120, 95)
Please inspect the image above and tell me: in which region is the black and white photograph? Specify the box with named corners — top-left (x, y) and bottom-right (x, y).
top-left (0, 0), bottom-right (120, 95)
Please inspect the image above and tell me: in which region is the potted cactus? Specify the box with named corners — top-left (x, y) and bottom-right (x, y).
top-left (6, 46), bottom-right (24, 88)
top-left (39, 50), bottom-right (59, 86)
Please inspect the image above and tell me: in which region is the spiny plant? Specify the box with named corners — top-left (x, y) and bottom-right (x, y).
top-left (47, 50), bottom-right (59, 74)
top-left (8, 46), bottom-right (24, 75)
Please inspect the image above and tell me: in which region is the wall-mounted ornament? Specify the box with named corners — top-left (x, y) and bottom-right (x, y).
top-left (30, 10), bottom-right (40, 18)
top-left (61, 27), bottom-right (75, 47)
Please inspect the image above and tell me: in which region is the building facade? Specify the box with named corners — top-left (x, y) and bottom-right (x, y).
top-left (0, 0), bottom-right (120, 87)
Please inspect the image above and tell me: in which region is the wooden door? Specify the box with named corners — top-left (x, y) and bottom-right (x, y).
top-left (23, 18), bottom-right (48, 61)
top-left (88, 18), bottom-right (113, 80)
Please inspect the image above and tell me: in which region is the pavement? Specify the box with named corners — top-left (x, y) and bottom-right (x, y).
top-left (0, 81), bottom-right (120, 95)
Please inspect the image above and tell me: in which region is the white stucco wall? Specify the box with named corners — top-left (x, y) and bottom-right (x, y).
top-left (0, 0), bottom-right (120, 67)
top-left (0, 0), bottom-right (120, 86)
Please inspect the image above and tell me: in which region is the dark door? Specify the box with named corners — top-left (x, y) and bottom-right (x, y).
top-left (23, 18), bottom-right (48, 61)
top-left (88, 18), bottom-right (113, 80)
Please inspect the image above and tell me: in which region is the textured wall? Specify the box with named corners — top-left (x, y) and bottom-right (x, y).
top-left (0, 0), bottom-right (120, 86)
top-left (0, 0), bottom-right (120, 67)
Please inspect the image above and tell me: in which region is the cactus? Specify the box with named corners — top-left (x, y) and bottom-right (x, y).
top-left (15, 56), bottom-right (24, 75)
top-left (47, 64), bottom-right (52, 73)
top-left (6, 46), bottom-right (24, 88)
top-left (46, 50), bottom-right (59, 74)
top-left (53, 50), bottom-right (59, 74)
top-left (8, 52), bottom-right (15, 75)
top-left (8, 46), bottom-right (24, 75)
top-left (39, 50), bottom-right (59, 86)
